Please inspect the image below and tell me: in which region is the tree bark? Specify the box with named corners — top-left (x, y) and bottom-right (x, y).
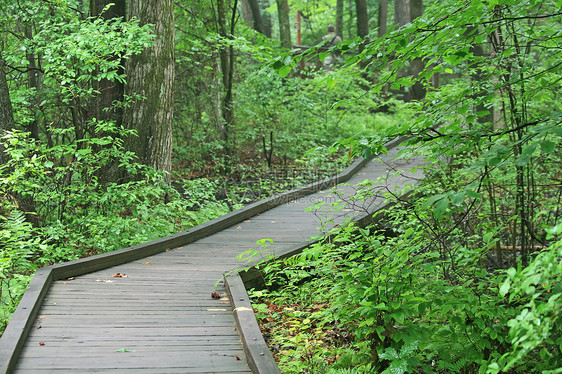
top-left (260, 0), bottom-right (273, 38)
top-left (241, 0), bottom-right (266, 35)
top-left (409, 0), bottom-right (425, 100)
top-left (90, 0), bottom-right (125, 19)
top-left (215, 0), bottom-right (238, 174)
top-left (355, 0), bottom-right (368, 38)
top-left (0, 55), bottom-right (14, 166)
top-left (336, 0), bottom-right (344, 39)
top-left (378, 0), bottom-right (388, 38)
top-left (124, 0), bottom-right (174, 180)
top-left (394, 0), bottom-right (410, 27)
top-left (24, 26), bottom-right (40, 140)
top-left (248, 0), bottom-right (266, 35)
top-left (276, 0), bottom-right (292, 48)
top-left (240, 0), bottom-right (254, 27)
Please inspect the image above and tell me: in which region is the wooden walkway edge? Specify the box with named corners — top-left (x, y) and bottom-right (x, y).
top-left (0, 136), bottom-right (420, 373)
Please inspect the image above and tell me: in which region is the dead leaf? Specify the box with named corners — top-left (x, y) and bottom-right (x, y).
top-left (67, 277), bottom-right (76, 281)
top-left (113, 273), bottom-right (123, 278)
top-left (236, 225), bottom-right (242, 229)
top-left (143, 262), bottom-right (151, 265)
top-left (211, 291), bottom-right (221, 299)
top-left (236, 356), bottom-right (241, 361)
top-left (39, 342), bottom-right (45, 346)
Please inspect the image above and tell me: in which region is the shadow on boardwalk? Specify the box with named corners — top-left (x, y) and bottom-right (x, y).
top-left (0, 145), bottom-right (424, 373)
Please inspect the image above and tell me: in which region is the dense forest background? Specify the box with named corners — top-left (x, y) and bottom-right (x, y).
top-left (0, 0), bottom-right (561, 372)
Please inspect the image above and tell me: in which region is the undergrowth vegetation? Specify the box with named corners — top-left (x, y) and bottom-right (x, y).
top-left (249, 0), bottom-right (562, 372)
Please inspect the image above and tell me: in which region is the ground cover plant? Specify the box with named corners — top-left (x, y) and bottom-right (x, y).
top-left (250, 0), bottom-right (562, 372)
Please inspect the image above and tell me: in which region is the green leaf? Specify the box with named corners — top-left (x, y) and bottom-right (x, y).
top-left (278, 65), bottom-right (292, 78)
top-left (458, 104), bottom-right (469, 115)
top-left (450, 192), bottom-right (465, 206)
top-left (541, 140), bottom-right (555, 154)
top-left (515, 155), bottom-right (530, 166)
top-left (522, 143), bottom-right (537, 156)
top-left (499, 278), bottom-right (510, 297)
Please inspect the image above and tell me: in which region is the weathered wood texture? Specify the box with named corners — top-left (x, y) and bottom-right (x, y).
top-left (1, 143), bottom-right (424, 373)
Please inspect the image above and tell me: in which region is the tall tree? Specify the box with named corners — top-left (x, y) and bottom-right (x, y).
top-left (336, 0), bottom-right (344, 39)
top-left (409, 0), bottom-right (425, 100)
top-left (260, 0), bottom-right (273, 38)
top-left (215, 0), bottom-right (238, 173)
top-left (394, 0), bottom-right (410, 27)
top-left (123, 0), bottom-right (174, 178)
top-left (355, 0), bottom-right (368, 39)
top-left (241, 0), bottom-right (266, 35)
top-left (0, 55), bottom-right (14, 166)
top-left (276, 0), bottom-right (292, 48)
top-left (378, 0), bottom-right (388, 37)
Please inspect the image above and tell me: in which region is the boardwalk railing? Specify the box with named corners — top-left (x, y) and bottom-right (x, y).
top-left (0, 137), bottom-right (406, 373)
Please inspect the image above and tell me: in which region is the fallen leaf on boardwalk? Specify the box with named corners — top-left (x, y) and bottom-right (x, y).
top-left (143, 262), bottom-right (151, 265)
top-left (66, 277), bottom-right (76, 281)
top-left (219, 297), bottom-right (229, 301)
top-left (211, 291), bottom-right (221, 299)
top-left (207, 308), bottom-right (227, 311)
top-left (39, 342), bottom-right (45, 346)
top-left (236, 225), bottom-right (242, 229)
top-left (244, 220), bottom-right (251, 222)
top-left (116, 348), bottom-right (134, 352)
top-left (236, 356), bottom-right (241, 360)
top-left (113, 273), bottom-right (123, 278)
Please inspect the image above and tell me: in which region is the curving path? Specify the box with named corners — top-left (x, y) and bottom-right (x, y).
top-left (2, 145), bottom-right (424, 373)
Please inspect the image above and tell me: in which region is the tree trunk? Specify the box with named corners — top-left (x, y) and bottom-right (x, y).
top-left (241, 0), bottom-right (266, 35)
top-left (240, 0), bottom-right (254, 27)
top-left (0, 55), bottom-right (14, 166)
top-left (276, 0), bottom-right (292, 48)
top-left (215, 0), bottom-right (238, 174)
top-left (23, 26), bottom-right (40, 140)
top-left (355, 0), bottom-right (368, 38)
top-left (394, 0), bottom-right (410, 27)
top-left (124, 0), bottom-right (174, 180)
top-left (336, 0), bottom-right (344, 39)
top-left (260, 0), bottom-right (273, 38)
top-left (378, 0), bottom-right (388, 38)
top-left (409, 0), bottom-right (425, 101)
top-left (90, 0), bottom-right (125, 19)
top-left (249, 0), bottom-right (266, 35)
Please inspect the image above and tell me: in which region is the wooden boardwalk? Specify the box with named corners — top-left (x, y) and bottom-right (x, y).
top-left (4, 146), bottom-right (424, 373)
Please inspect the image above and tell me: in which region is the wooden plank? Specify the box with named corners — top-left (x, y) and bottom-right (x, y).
top-left (226, 272), bottom-right (280, 374)
top-left (0, 269), bottom-right (54, 374)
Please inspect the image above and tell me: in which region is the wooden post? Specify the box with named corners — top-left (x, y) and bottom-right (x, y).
top-left (296, 11), bottom-right (301, 45)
